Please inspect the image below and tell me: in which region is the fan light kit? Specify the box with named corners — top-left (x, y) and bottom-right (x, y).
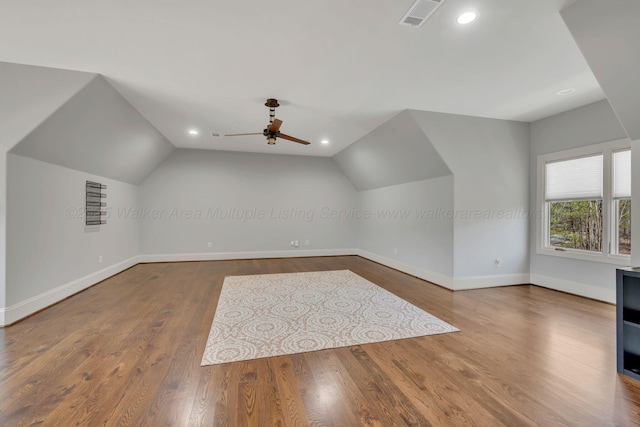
top-left (225, 99), bottom-right (311, 146)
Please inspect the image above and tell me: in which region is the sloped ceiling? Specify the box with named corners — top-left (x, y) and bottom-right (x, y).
top-left (10, 75), bottom-right (175, 184)
top-left (0, 62), bottom-right (94, 153)
top-left (0, 0), bottom-right (606, 157)
top-left (333, 110), bottom-right (451, 191)
top-left (561, 0), bottom-right (640, 140)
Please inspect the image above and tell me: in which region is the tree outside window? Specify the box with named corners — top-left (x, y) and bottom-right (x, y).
top-left (550, 200), bottom-right (602, 252)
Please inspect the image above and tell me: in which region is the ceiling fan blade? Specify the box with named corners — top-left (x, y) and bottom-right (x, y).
top-left (268, 119), bottom-right (283, 133)
top-left (224, 132), bottom-right (262, 137)
top-left (278, 133), bottom-right (311, 145)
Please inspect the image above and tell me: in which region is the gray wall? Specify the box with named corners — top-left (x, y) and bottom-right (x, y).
top-left (6, 154), bottom-right (139, 306)
top-left (3, 51), bottom-right (635, 319)
top-left (410, 110), bottom-right (530, 280)
top-left (0, 62), bottom-right (95, 314)
top-left (529, 99), bottom-right (629, 302)
top-left (10, 75), bottom-right (175, 185)
top-left (333, 108), bottom-right (529, 288)
top-left (2, 66), bottom-right (173, 323)
top-left (561, 0), bottom-right (640, 268)
top-left (139, 149), bottom-right (357, 255)
top-left (357, 176), bottom-right (454, 280)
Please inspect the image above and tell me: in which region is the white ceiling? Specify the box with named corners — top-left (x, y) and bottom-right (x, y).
top-left (0, 0), bottom-right (604, 157)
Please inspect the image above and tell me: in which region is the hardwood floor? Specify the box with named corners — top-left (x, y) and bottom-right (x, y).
top-left (1, 256), bottom-right (640, 426)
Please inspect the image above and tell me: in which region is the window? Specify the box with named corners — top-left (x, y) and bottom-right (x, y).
top-left (537, 139), bottom-right (631, 264)
top-left (614, 149), bottom-right (631, 255)
top-left (546, 154), bottom-right (603, 252)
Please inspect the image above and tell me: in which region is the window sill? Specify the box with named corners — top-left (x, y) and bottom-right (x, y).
top-left (537, 247), bottom-right (631, 266)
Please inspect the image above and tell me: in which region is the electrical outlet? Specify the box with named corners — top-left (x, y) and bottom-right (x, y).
top-left (495, 257), bottom-right (502, 268)
top-left (393, 248), bottom-right (398, 255)
top-left (291, 240), bottom-right (295, 247)
top-left (305, 240), bottom-right (310, 246)
top-left (294, 240), bottom-right (299, 247)
top-left (207, 242), bottom-right (212, 248)
top-left (99, 255), bottom-right (103, 263)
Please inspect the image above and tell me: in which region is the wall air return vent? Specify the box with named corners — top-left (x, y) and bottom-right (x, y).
top-left (211, 131), bottom-right (222, 138)
top-left (399, 0), bottom-right (444, 28)
top-left (86, 180), bottom-right (107, 226)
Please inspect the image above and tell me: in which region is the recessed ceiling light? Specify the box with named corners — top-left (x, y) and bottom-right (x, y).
top-left (457, 12), bottom-right (477, 24)
top-left (188, 129), bottom-right (199, 135)
top-left (321, 139), bottom-right (329, 145)
top-left (556, 88), bottom-right (576, 96)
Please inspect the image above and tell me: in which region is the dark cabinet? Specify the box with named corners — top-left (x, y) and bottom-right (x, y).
top-left (617, 268), bottom-right (640, 380)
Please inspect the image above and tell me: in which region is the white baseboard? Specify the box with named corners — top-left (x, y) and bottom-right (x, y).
top-left (138, 248), bottom-right (358, 264)
top-left (7, 249), bottom-right (610, 327)
top-left (530, 273), bottom-right (615, 304)
top-left (356, 250), bottom-right (529, 291)
top-left (356, 250), bottom-right (455, 289)
top-left (1, 256), bottom-right (139, 327)
top-left (454, 273), bottom-right (530, 290)
top-left (1, 249), bottom-right (357, 327)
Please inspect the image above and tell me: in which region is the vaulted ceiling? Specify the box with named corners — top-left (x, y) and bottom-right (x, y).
top-left (0, 0), bottom-right (604, 156)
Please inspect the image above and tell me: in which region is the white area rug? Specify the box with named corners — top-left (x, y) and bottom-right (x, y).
top-left (201, 270), bottom-right (459, 365)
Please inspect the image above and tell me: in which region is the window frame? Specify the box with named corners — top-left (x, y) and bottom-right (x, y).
top-left (536, 138), bottom-right (631, 265)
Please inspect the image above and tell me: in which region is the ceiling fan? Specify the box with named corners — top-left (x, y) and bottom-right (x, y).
top-left (225, 98), bottom-right (311, 145)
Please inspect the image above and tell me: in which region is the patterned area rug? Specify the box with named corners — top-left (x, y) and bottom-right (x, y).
top-left (201, 270), bottom-right (459, 365)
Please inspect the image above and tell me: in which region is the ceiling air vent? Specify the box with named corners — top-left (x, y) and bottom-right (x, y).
top-left (211, 131), bottom-right (222, 138)
top-left (399, 0), bottom-right (445, 28)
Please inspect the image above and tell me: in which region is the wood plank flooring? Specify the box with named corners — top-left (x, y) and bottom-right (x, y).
top-left (1, 256), bottom-right (640, 426)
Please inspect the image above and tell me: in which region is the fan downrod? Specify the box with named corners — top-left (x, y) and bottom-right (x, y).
top-left (265, 98), bottom-right (280, 108)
